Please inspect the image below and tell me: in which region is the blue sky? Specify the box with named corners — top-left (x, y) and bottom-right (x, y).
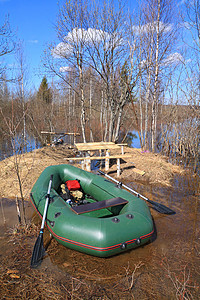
top-left (0, 0), bottom-right (59, 90)
top-left (0, 0), bottom-right (188, 93)
top-left (0, 0), bottom-right (135, 91)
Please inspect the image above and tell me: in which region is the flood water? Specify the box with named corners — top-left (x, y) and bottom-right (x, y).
top-left (0, 170), bottom-right (199, 298)
top-left (0, 199), bottom-right (34, 257)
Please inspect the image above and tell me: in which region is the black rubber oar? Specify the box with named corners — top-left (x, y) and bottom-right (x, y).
top-left (98, 170), bottom-right (176, 215)
top-left (30, 174), bottom-right (53, 268)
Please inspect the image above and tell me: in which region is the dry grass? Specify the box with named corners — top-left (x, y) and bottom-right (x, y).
top-left (0, 145), bottom-right (76, 199)
top-left (108, 147), bottom-right (184, 186)
top-left (0, 145), bottom-right (185, 199)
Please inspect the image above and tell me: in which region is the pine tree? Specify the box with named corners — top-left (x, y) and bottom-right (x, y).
top-left (37, 76), bottom-right (52, 104)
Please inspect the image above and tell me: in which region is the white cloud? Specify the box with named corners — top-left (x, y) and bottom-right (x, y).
top-left (140, 52), bottom-right (183, 69)
top-left (87, 28), bottom-right (110, 43)
top-left (52, 42), bottom-right (73, 58)
top-left (59, 66), bottom-right (74, 73)
top-left (28, 40), bottom-right (38, 44)
top-left (133, 21), bottom-right (173, 35)
top-left (159, 21), bottom-right (173, 32)
top-left (64, 27), bottom-right (110, 44)
top-left (52, 27), bottom-right (112, 58)
top-left (186, 58), bottom-right (192, 63)
top-left (162, 52), bottom-right (183, 66)
top-left (64, 28), bottom-right (87, 43)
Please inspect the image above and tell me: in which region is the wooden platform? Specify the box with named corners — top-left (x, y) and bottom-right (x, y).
top-left (71, 197), bottom-right (128, 215)
top-left (65, 154), bottom-right (131, 176)
top-left (75, 142), bottom-right (127, 154)
top-left (65, 142), bottom-right (145, 177)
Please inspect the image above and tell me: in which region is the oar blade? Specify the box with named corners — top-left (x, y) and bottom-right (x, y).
top-left (147, 199), bottom-right (176, 215)
top-left (30, 232), bottom-right (45, 268)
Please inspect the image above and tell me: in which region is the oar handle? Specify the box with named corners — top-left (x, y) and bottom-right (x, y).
top-left (98, 170), bottom-right (106, 176)
top-left (47, 174), bottom-right (53, 196)
top-left (41, 174), bottom-right (53, 230)
top-left (99, 170), bottom-right (149, 200)
top-left (98, 170), bottom-right (176, 215)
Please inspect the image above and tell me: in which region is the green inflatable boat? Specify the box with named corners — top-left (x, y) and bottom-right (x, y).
top-left (30, 164), bottom-right (154, 257)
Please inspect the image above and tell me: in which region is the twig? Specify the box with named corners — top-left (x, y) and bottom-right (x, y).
top-left (162, 260), bottom-right (197, 300)
top-left (123, 261), bottom-right (144, 291)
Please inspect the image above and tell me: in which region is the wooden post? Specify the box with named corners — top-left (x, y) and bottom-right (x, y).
top-left (99, 149), bottom-right (102, 170)
top-left (81, 160), bottom-right (85, 170)
top-left (85, 151), bottom-right (91, 172)
top-left (117, 158), bottom-right (121, 177)
top-left (86, 158), bottom-right (91, 171)
top-left (121, 145), bottom-right (124, 155)
top-left (105, 150), bottom-right (110, 171)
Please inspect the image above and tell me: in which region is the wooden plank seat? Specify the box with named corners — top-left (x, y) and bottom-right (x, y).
top-left (71, 197), bottom-right (128, 215)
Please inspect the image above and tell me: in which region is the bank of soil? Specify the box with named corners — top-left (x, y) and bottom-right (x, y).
top-left (0, 144), bottom-right (184, 199)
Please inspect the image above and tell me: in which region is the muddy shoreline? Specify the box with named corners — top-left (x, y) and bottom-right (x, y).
top-left (0, 145), bottom-right (199, 299)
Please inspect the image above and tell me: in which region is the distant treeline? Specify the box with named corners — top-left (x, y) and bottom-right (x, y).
top-left (0, 0), bottom-right (199, 172)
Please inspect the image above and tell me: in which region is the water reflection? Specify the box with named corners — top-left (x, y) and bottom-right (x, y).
top-left (127, 130), bottom-right (200, 174)
top-left (0, 135), bottom-right (41, 161)
top-left (0, 198), bottom-right (34, 259)
top-left (0, 198), bottom-right (34, 236)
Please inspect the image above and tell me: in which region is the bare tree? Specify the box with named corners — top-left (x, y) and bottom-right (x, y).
top-left (83, 1), bottom-right (135, 141)
top-left (181, 0), bottom-right (200, 108)
top-left (173, 0), bottom-right (200, 171)
top-left (15, 40), bottom-right (29, 147)
top-left (0, 104), bottom-right (27, 225)
top-left (136, 0), bottom-right (180, 151)
top-left (43, 0), bottom-right (136, 142)
top-left (43, 0), bottom-right (90, 142)
top-left (0, 15), bottom-right (15, 82)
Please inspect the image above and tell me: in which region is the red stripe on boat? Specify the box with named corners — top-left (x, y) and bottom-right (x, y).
top-left (30, 195), bottom-right (154, 252)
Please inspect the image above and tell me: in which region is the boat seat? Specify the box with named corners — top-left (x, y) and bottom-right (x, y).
top-left (70, 197), bottom-right (128, 215)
